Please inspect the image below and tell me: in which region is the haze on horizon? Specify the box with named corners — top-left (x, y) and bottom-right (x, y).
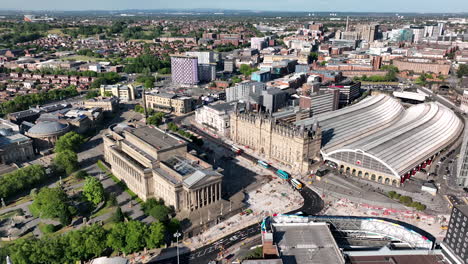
top-left (3, 0), bottom-right (468, 13)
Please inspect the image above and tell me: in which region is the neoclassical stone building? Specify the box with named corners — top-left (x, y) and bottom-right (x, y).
top-left (229, 111), bottom-right (322, 175)
top-left (103, 124), bottom-right (223, 212)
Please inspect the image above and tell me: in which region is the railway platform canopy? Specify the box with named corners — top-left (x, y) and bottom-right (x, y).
top-left (295, 94), bottom-right (463, 185)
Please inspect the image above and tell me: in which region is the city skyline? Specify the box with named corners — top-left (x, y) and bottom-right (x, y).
top-left (3, 0), bottom-right (468, 13)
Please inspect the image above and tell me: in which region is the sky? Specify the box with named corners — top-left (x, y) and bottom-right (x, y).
top-left (2, 0), bottom-right (468, 13)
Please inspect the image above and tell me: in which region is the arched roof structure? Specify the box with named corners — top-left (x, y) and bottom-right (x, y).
top-left (297, 94), bottom-right (464, 179)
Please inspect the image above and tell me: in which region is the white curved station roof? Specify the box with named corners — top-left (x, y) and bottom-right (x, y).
top-left (297, 94), bottom-right (464, 178)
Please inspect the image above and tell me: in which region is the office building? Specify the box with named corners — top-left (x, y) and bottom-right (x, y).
top-left (357, 24), bottom-right (379, 42)
top-left (198, 63), bottom-right (216, 82)
top-left (224, 58), bottom-right (235, 73)
top-left (321, 80), bottom-right (361, 106)
top-left (100, 84), bottom-right (136, 102)
top-left (84, 97), bottom-right (119, 113)
top-left (411, 26), bottom-right (425, 43)
top-left (185, 51), bottom-right (214, 64)
top-left (103, 125), bottom-right (223, 211)
top-left (195, 102), bottom-right (244, 137)
top-left (442, 205), bottom-right (468, 264)
top-left (251, 37), bottom-right (269, 50)
top-left (299, 90), bottom-right (340, 115)
top-left (145, 92), bottom-right (194, 116)
top-left (251, 70), bottom-right (272, 83)
top-left (225, 81), bottom-right (266, 102)
top-left (171, 55), bottom-right (199, 85)
top-left (261, 88), bottom-right (288, 114)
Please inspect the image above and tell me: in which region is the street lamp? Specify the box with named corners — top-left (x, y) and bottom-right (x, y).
top-left (174, 231), bottom-right (182, 264)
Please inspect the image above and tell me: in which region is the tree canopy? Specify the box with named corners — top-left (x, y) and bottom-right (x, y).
top-left (82, 177), bottom-right (105, 206)
top-left (0, 165), bottom-right (46, 200)
top-left (54, 131), bottom-right (85, 153)
top-left (29, 187), bottom-right (73, 225)
top-left (54, 149), bottom-right (79, 175)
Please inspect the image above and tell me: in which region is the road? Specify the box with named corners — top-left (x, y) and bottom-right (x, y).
top-left (150, 124), bottom-right (324, 264)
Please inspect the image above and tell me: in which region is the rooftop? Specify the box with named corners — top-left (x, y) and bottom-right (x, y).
top-left (272, 222), bottom-right (344, 264)
top-left (127, 126), bottom-right (186, 151)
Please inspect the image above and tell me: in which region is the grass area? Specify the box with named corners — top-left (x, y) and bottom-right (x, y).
top-left (46, 28), bottom-right (64, 35)
top-left (0, 209), bottom-right (23, 220)
top-left (2, 195), bottom-right (33, 211)
top-left (91, 205), bottom-right (116, 218)
top-left (61, 55), bottom-right (107, 62)
top-left (128, 39), bottom-right (154, 43)
top-left (0, 232), bottom-right (33, 247)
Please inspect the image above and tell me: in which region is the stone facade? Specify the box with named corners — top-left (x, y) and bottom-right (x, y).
top-left (229, 112), bottom-right (322, 175)
top-left (103, 125), bottom-right (222, 212)
top-left (145, 93), bottom-right (194, 116)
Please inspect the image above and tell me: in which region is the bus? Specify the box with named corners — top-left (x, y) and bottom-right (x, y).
top-left (276, 169), bottom-right (290, 180)
top-left (257, 160), bottom-right (270, 168)
top-left (291, 178), bottom-right (303, 190)
top-left (231, 145), bottom-right (243, 155)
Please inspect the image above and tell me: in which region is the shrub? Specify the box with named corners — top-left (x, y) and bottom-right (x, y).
top-left (399, 196), bottom-right (413, 206)
top-left (40, 223), bottom-right (60, 234)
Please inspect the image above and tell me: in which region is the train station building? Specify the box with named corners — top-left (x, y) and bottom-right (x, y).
top-left (296, 94), bottom-right (463, 186)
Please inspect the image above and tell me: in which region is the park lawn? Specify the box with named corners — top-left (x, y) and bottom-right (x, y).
top-left (128, 39), bottom-right (154, 43)
top-left (0, 209), bottom-right (23, 220)
top-left (62, 174), bottom-right (85, 187)
top-left (2, 195), bottom-right (33, 211)
top-left (46, 28), bottom-right (64, 35)
top-left (61, 55), bottom-right (107, 62)
top-left (91, 205), bottom-right (116, 219)
top-left (0, 232), bottom-right (34, 247)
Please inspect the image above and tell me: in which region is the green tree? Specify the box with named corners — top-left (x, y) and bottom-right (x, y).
top-left (146, 222), bottom-right (166, 248)
top-left (0, 164), bottom-right (46, 200)
top-left (82, 177), bottom-right (105, 205)
top-left (30, 187), bottom-right (72, 222)
top-left (74, 170), bottom-right (88, 180)
top-left (124, 221), bottom-right (148, 253)
top-left (54, 150), bottom-right (78, 175)
top-left (85, 90), bottom-right (100, 99)
top-left (309, 52), bottom-right (318, 62)
top-left (387, 191), bottom-right (397, 199)
top-left (147, 112), bottom-right (165, 126)
top-left (239, 64), bottom-right (258, 76)
top-left (148, 204), bottom-right (170, 222)
top-left (167, 218), bottom-right (181, 235)
top-left (54, 131), bottom-right (84, 152)
top-left (82, 224), bottom-right (107, 258)
top-left (457, 64), bottom-right (468, 78)
top-left (399, 196), bottom-right (413, 206)
top-left (107, 222), bottom-right (127, 253)
top-left (113, 207), bottom-right (125, 223)
top-left (144, 79), bottom-right (154, 89)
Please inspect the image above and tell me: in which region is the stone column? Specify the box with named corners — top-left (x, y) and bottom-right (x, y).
top-left (218, 183), bottom-right (221, 201)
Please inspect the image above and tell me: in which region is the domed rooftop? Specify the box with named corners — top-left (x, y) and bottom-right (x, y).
top-left (28, 121), bottom-right (69, 136)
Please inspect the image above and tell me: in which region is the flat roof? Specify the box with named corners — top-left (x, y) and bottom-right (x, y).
top-left (273, 222), bottom-right (344, 264)
top-left (348, 254), bottom-right (446, 264)
top-left (128, 126), bottom-right (186, 151)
